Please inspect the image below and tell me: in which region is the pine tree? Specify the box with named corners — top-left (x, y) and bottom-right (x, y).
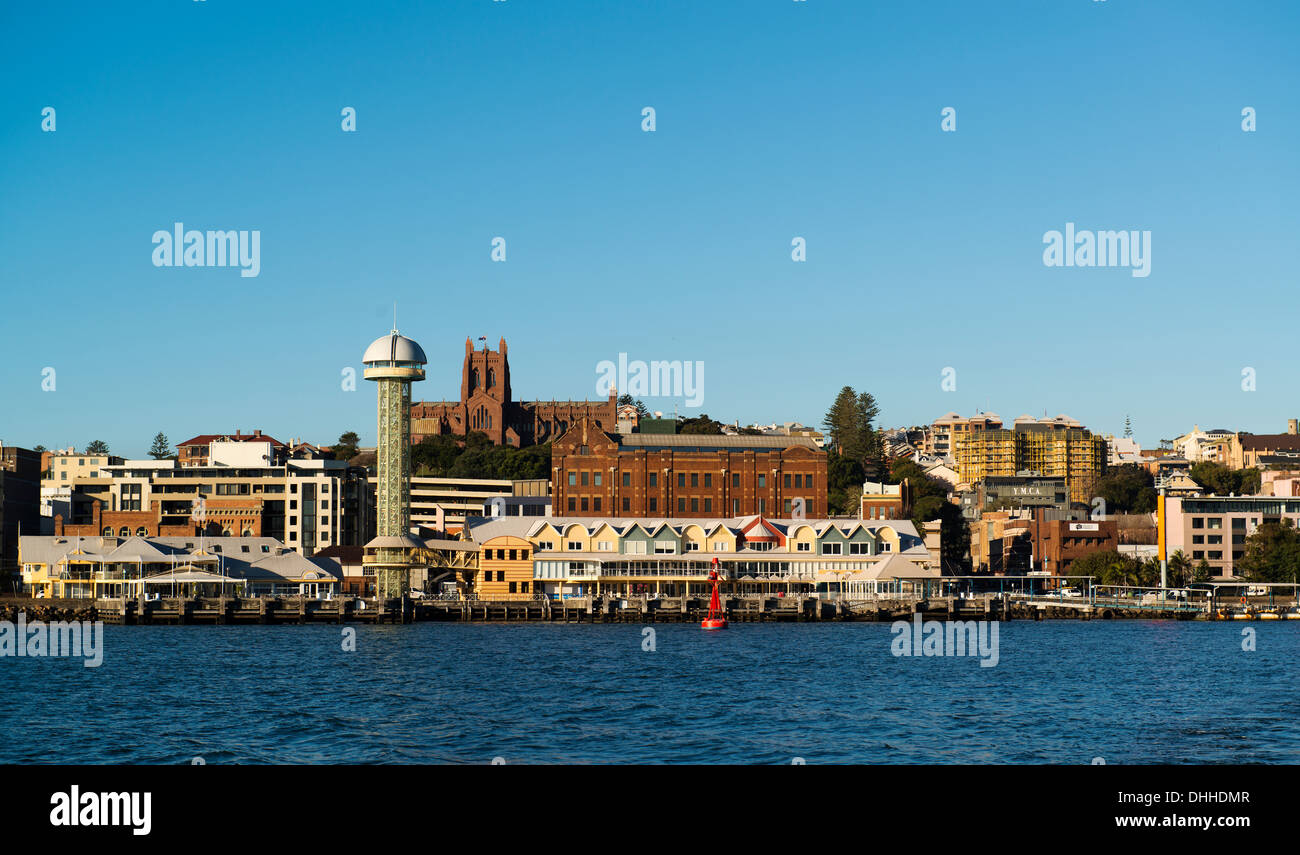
top-left (1124, 415), bottom-right (1132, 438)
top-left (149, 432), bottom-right (171, 460)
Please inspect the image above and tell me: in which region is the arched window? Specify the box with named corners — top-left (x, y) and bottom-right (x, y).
top-left (241, 529), bottom-right (252, 537)
top-left (470, 368), bottom-right (480, 393)
top-left (102, 527), bottom-right (112, 537)
top-left (119, 527), bottom-right (130, 537)
top-left (136, 527), bottom-right (147, 537)
top-left (487, 368), bottom-right (496, 388)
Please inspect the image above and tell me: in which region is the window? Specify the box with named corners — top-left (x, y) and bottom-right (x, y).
top-left (102, 527), bottom-right (112, 536)
top-left (849, 543), bottom-right (870, 555)
top-left (625, 541), bottom-right (646, 554)
top-left (1192, 535), bottom-right (1204, 544)
top-left (623, 473), bottom-right (631, 487)
top-left (712, 541), bottom-right (729, 552)
top-left (649, 473), bottom-right (657, 487)
top-left (648, 498), bottom-right (657, 512)
top-left (732, 499), bottom-right (740, 515)
top-left (597, 541), bottom-right (613, 552)
top-left (758, 474), bottom-right (766, 488)
top-left (784, 474), bottom-right (791, 488)
top-left (796, 542), bottom-right (810, 552)
top-left (691, 473), bottom-right (698, 487)
top-left (136, 527), bottom-right (147, 537)
top-left (704, 498), bottom-right (711, 513)
top-left (567, 497), bottom-right (576, 512)
top-left (593, 497), bottom-right (601, 512)
top-left (654, 541), bottom-right (676, 554)
top-left (622, 497), bottom-right (631, 512)
top-left (581, 472), bottom-right (588, 486)
top-left (806, 474), bottom-right (814, 489)
top-left (567, 541), bottom-right (582, 551)
top-left (1192, 517), bottom-right (1204, 529)
top-left (568, 472), bottom-right (576, 486)
top-left (678, 473), bottom-right (686, 488)
top-left (580, 497), bottom-right (589, 512)
top-left (678, 498), bottom-right (686, 513)
top-left (687, 541), bottom-right (700, 551)
top-left (508, 549), bottom-right (517, 561)
top-left (821, 542), bottom-right (842, 555)
top-left (691, 498), bottom-right (699, 512)
top-left (537, 541), bottom-right (555, 551)
top-left (732, 473), bottom-right (740, 488)
top-left (509, 582), bottom-right (517, 593)
top-left (704, 473), bottom-right (712, 487)
top-left (119, 527), bottom-right (130, 536)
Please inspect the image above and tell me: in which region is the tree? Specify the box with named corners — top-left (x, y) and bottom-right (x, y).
top-left (1093, 464), bottom-right (1157, 513)
top-left (85, 440), bottom-right (109, 455)
top-left (822, 386), bottom-right (883, 475)
top-left (1189, 462), bottom-right (1260, 496)
top-left (333, 430), bottom-right (360, 461)
top-left (1123, 415), bottom-right (1132, 438)
top-left (617, 394), bottom-right (650, 419)
top-left (1235, 518), bottom-right (1300, 583)
top-left (677, 414), bottom-right (725, 435)
top-left (938, 502), bottom-right (970, 574)
top-left (1193, 559), bottom-right (1213, 583)
top-left (1167, 549), bottom-right (1192, 587)
top-left (33, 444), bottom-right (46, 453)
top-left (148, 432), bottom-right (172, 460)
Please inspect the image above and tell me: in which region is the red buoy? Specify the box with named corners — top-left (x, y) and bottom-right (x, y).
top-left (702, 557), bottom-right (728, 629)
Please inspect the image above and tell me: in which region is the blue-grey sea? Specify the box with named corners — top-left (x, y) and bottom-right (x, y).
top-left (1, 621), bottom-right (1296, 764)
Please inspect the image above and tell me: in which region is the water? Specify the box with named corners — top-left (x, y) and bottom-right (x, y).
top-left (1, 621), bottom-right (1296, 764)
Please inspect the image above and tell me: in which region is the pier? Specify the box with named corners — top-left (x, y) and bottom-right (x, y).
top-left (7, 587), bottom-right (1297, 625)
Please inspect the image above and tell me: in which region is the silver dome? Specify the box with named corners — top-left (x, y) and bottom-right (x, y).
top-left (362, 332), bottom-right (427, 365)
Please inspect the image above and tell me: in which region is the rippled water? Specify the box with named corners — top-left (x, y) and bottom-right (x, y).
top-left (1, 621), bottom-right (1296, 764)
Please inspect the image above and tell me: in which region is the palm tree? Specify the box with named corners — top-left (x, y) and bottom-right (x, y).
top-left (1168, 550), bottom-right (1191, 587)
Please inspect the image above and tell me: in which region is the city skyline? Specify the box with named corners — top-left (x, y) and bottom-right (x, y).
top-left (3, 0), bottom-right (1297, 456)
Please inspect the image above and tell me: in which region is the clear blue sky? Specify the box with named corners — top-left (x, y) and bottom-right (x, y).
top-left (2, 0), bottom-right (1296, 457)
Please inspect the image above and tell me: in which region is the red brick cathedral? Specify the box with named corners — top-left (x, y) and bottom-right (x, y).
top-left (409, 337), bottom-right (617, 447)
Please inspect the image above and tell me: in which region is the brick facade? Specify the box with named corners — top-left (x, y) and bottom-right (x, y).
top-left (410, 338), bottom-right (616, 447)
top-left (552, 418), bottom-right (827, 518)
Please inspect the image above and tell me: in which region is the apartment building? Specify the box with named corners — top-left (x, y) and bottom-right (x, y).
top-left (949, 414), bottom-right (1105, 505)
top-left (1, 443), bottom-right (42, 581)
top-left (53, 444), bottom-right (373, 557)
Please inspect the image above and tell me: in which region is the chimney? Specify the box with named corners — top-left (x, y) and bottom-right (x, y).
top-left (1289, 419), bottom-right (1297, 436)
top-left (54, 513), bottom-right (64, 536)
top-left (254, 429), bottom-right (262, 438)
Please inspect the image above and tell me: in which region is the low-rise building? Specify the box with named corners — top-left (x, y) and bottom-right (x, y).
top-left (462, 514), bottom-right (934, 600)
top-left (19, 534), bottom-right (341, 598)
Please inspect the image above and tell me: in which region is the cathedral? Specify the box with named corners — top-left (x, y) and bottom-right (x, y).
top-left (409, 337), bottom-right (617, 447)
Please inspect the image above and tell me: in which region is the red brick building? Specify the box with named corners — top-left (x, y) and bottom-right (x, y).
top-left (552, 418), bottom-right (827, 518)
top-left (55, 497), bottom-right (266, 538)
top-left (410, 338), bottom-right (616, 447)
top-left (1028, 512), bottom-right (1118, 576)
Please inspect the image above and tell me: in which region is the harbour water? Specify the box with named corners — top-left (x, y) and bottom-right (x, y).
top-left (2, 622), bottom-right (1297, 764)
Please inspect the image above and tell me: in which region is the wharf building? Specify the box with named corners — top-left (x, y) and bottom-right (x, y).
top-left (464, 514), bottom-right (935, 601)
top-left (410, 337), bottom-right (617, 447)
top-left (19, 534), bottom-right (343, 598)
top-left (550, 418), bottom-right (827, 519)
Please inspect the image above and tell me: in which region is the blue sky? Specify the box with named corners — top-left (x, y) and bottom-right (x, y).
top-left (2, 0), bottom-right (1297, 457)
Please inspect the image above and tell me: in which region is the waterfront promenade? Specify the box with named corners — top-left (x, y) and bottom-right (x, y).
top-left (5, 589), bottom-right (1299, 625)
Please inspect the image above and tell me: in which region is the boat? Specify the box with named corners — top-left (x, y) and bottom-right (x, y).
top-left (702, 557), bottom-right (727, 630)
